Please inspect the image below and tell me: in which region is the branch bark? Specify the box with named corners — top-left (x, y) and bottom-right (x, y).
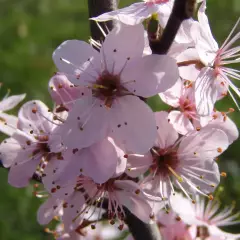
top-left (150, 0), bottom-right (196, 54)
top-left (124, 209), bottom-right (162, 240)
top-left (88, 0), bottom-right (118, 41)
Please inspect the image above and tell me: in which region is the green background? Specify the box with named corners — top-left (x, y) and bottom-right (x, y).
top-left (0, 0), bottom-right (239, 239)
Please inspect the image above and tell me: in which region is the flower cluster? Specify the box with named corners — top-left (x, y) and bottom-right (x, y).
top-left (0, 0), bottom-right (240, 239)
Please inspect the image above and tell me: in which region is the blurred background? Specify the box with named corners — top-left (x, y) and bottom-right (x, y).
top-left (0, 0), bottom-right (239, 239)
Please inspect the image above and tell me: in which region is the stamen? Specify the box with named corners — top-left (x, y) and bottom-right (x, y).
top-left (167, 166), bottom-right (183, 183)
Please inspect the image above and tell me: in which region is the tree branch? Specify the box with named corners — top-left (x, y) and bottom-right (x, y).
top-left (124, 209), bottom-right (162, 240)
top-left (88, 0), bottom-right (118, 41)
top-left (150, 0), bottom-right (196, 54)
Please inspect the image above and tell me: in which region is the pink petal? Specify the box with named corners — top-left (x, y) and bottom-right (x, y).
top-left (62, 192), bottom-right (85, 231)
top-left (195, 68), bottom-right (219, 116)
top-left (168, 110), bottom-right (194, 135)
top-left (178, 128), bottom-right (229, 161)
top-left (91, 3), bottom-right (154, 25)
top-left (159, 78), bottom-right (182, 108)
top-left (126, 152), bottom-right (152, 178)
top-left (52, 40), bottom-right (100, 85)
top-left (204, 113), bottom-right (239, 144)
top-left (8, 157), bottom-right (40, 188)
top-left (61, 96), bottom-right (109, 149)
top-left (0, 94), bottom-right (25, 112)
top-left (155, 111), bottom-right (179, 149)
top-left (37, 197), bottom-right (62, 225)
top-left (0, 112), bottom-right (18, 136)
top-left (197, 1), bottom-right (218, 53)
top-left (170, 193), bottom-right (197, 225)
top-left (101, 23), bottom-right (145, 74)
top-left (48, 73), bottom-right (90, 108)
top-left (108, 138), bottom-right (127, 177)
top-left (18, 100), bottom-right (54, 133)
top-left (79, 138), bottom-right (118, 183)
top-left (109, 95), bottom-right (157, 154)
top-left (208, 225), bottom-right (240, 239)
top-left (121, 54), bottom-right (179, 97)
top-left (0, 137), bottom-right (21, 167)
top-left (176, 48), bottom-right (201, 81)
top-left (180, 160), bottom-right (220, 195)
top-left (114, 180), bottom-right (152, 223)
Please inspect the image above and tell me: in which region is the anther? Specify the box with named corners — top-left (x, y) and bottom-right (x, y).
top-left (32, 108), bottom-right (37, 114)
top-left (118, 224), bottom-right (124, 231)
top-left (110, 219), bottom-right (115, 225)
top-left (149, 213), bottom-right (155, 219)
top-left (217, 148), bottom-right (223, 153)
top-left (208, 195), bottom-right (214, 201)
top-left (73, 148), bottom-right (79, 154)
top-left (221, 172), bottom-right (227, 177)
top-left (176, 216), bottom-right (181, 221)
top-left (135, 189), bottom-right (140, 195)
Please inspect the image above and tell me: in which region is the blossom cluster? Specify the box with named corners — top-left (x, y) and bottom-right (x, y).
top-left (0, 0), bottom-right (240, 239)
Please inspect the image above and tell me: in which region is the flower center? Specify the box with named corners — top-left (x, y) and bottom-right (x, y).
top-left (151, 147), bottom-right (180, 180)
top-left (179, 97), bottom-right (196, 120)
top-left (93, 71), bottom-right (126, 108)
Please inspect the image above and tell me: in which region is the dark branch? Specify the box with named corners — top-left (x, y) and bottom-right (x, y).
top-left (150, 0), bottom-right (196, 54)
top-left (124, 209), bottom-right (162, 240)
top-left (88, 0), bottom-right (118, 41)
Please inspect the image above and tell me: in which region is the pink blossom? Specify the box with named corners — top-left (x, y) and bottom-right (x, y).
top-left (157, 210), bottom-right (194, 240)
top-left (53, 221), bottom-right (122, 240)
top-left (191, 1), bottom-right (240, 115)
top-left (0, 100), bottom-right (63, 187)
top-left (48, 72), bottom-right (91, 111)
top-left (126, 111), bottom-right (228, 202)
top-left (44, 137), bottom-right (125, 185)
top-left (38, 176), bottom-right (152, 231)
top-left (160, 79), bottom-right (200, 135)
top-left (171, 193), bottom-right (240, 239)
top-left (91, 0), bottom-right (173, 26)
top-left (0, 92), bottom-right (25, 136)
top-left (53, 23), bottom-right (178, 153)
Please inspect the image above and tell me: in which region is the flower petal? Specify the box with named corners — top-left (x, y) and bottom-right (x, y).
top-left (0, 94), bottom-right (25, 112)
top-left (195, 67), bottom-right (219, 116)
top-left (101, 23), bottom-right (145, 74)
top-left (91, 3), bottom-right (153, 25)
top-left (178, 128), bottom-right (229, 161)
top-left (37, 197), bottom-right (62, 225)
top-left (159, 78), bottom-right (182, 108)
top-left (8, 157), bottom-right (40, 188)
top-left (115, 180), bottom-right (152, 223)
top-left (121, 54), bottom-right (179, 97)
top-left (61, 97), bottom-right (109, 149)
top-left (80, 138), bottom-right (118, 183)
top-left (0, 137), bottom-right (21, 167)
top-left (126, 152), bottom-right (152, 178)
top-left (0, 112), bottom-right (18, 136)
top-left (155, 111), bottom-right (179, 149)
top-left (168, 110), bottom-right (194, 135)
top-left (52, 40), bottom-right (100, 85)
top-left (18, 100), bottom-right (54, 133)
top-left (109, 95), bottom-right (157, 154)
